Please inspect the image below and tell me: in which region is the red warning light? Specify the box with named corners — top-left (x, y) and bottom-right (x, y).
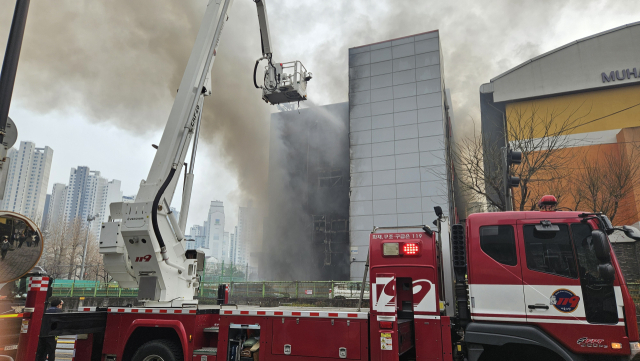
top-left (402, 243), bottom-right (420, 256)
top-left (538, 195), bottom-right (558, 211)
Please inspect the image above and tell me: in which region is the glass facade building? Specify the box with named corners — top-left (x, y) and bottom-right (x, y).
top-left (348, 31), bottom-right (454, 280)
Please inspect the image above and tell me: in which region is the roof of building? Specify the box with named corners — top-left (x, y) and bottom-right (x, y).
top-left (349, 30), bottom-right (439, 51)
top-left (491, 21), bottom-right (640, 82)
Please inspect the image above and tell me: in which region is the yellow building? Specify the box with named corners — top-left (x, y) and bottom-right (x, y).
top-left (480, 21), bottom-right (640, 228)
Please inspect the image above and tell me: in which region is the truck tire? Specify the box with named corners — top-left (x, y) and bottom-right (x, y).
top-left (131, 340), bottom-right (183, 361)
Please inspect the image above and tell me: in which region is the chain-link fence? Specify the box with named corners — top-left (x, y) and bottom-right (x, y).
top-left (51, 279), bottom-right (370, 301)
top-left (52, 280), bottom-right (138, 298)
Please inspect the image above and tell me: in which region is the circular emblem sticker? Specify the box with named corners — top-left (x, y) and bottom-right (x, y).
top-left (550, 289), bottom-right (580, 313)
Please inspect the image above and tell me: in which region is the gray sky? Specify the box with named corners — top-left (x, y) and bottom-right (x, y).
top-left (1, 0), bottom-right (638, 231)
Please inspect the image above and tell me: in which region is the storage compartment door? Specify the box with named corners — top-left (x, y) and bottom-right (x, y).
top-left (271, 318), bottom-right (361, 359)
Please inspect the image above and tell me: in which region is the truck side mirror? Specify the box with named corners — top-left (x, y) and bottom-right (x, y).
top-left (623, 226), bottom-right (640, 241)
top-left (597, 263), bottom-right (615, 282)
top-left (591, 230), bottom-right (610, 263)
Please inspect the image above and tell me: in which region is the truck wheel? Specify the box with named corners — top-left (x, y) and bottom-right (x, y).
top-left (131, 340), bottom-right (183, 361)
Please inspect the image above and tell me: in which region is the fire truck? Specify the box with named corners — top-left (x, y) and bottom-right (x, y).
top-left (9, 0), bottom-right (640, 360)
top-left (12, 208), bottom-right (640, 361)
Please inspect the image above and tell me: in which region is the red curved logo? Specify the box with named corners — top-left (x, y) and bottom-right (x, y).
top-left (550, 289), bottom-right (580, 313)
top-left (412, 279), bottom-right (431, 304)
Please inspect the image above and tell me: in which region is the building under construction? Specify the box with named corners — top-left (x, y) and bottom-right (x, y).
top-left (261, 103), bottom-right (350, 281)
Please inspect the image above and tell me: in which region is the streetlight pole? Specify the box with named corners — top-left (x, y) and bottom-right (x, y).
top-left (80, 213), bottom-right (98, 280)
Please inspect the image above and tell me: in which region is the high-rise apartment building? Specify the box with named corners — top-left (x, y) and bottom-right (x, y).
top-left (229, 226), bottom-right (237, 264)
top-left (223, 232), bottom-right (230, 263)
top-left (92, 179), bottom-right (123, 238)
top-left (44, 183), bottom-right (67, 231)
top-left (0, 141), bottom-right (53, 222)
top-left (63, 166), bottom-right (122, 238)
top-left (64, 166), bottom-right (93, 223)
top-left (41, 195), bottom-right (51, 230)
top-left (235, 203), bottom-right (259, 267)
top-left (206, 201), bottom-right (225, 261)
top-left (186, 224), bottom-right (207, 251)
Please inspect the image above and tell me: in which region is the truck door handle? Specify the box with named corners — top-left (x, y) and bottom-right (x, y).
top-left (528, 304), bottom-right (549, 310)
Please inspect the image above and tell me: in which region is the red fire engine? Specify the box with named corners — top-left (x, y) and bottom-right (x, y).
top-left (12, 207), bottom-right (640, 361)
top-left (8, 0), bottom-right (640, 360)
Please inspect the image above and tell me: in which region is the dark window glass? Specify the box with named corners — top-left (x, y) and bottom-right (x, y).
top-left (480, 226), bottom-right (517, 266)
top-left (524, 224), bottom-right (577, 279)
top-left (572, 224), bottom-right (605, 282)
top-left (571, 223), bottom-right (618, 324)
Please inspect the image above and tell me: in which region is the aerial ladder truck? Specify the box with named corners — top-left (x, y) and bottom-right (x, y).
top-left (98, 0), bottom-right (311, 308)
top-left (8, 0), bottom-right (640, 360)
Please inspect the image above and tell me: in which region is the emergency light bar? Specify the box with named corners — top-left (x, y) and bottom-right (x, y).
top-left (382, 242), bottom-right (421, 257)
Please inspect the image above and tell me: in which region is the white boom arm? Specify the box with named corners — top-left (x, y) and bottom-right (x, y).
top-left (255, 0), bottom-right (273, 57)
top-left (100, 0), bottom-right (233, 307)
top-left (99, 0), bottom-right (311, 307)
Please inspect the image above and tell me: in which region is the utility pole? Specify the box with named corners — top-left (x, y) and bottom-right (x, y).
top-left (80, 214), bottom-right (99, 280)
top-left (220, 260), bottom-right (224, 283)
top-left (502, 146), bottom-right (522, 211)
top-left (0, 0), bottom-right (29, 201)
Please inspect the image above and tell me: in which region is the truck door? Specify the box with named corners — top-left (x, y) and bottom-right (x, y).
top-left (516, 219), bottom-right (626, 353)
top-left (467, 224), bottom-right (526, 323)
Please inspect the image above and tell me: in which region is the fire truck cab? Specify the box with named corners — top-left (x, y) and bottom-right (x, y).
top-left (463, 211), bottom-right (640, 360)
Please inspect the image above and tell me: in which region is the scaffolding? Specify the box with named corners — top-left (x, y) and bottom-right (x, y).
top-left (317, 168), bottom-right (344, 188)
top-left (312, 215), bottom-right (348, 266)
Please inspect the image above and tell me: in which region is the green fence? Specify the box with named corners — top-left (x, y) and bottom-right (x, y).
top-left (51, 279), bottom-right (370, 300)
top-left (52, 280), bottom-right (640, 306)
top-left (52, 280), bottom-right (138, 298)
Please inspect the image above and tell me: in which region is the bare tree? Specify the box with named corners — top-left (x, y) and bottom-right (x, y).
top-left (452, 128), bottom-right (507, 211)
top-left (525, 169), bottom-right (570, 211)
top-left (508, 104), bottom-right (591, 211)
top-left (81, 232), bottom-right (106, 281)
top-left (39, 217), bottom-right (104, 280)
top-left (568, 145), bottom-right (640, 225)
top-left (453, 103), bottom-right (590, 211)
top-left (39, 219), bottom-right (70, 279)
top-left (65, 218), bottom-right (86, 279)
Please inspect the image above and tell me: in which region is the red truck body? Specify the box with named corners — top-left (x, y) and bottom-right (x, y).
top-left (10, 210), bottom-right (640, 361)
